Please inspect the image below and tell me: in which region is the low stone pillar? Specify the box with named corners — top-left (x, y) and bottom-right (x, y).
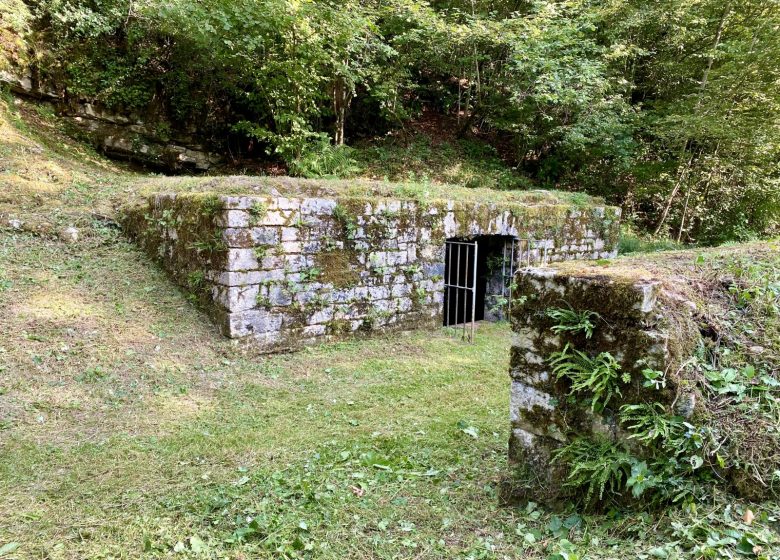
top-left (508, 265), bottom-right (700, 502)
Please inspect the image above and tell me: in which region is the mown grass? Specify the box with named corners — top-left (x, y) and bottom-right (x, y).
top-left (4, 228), bottom-right (777, 559)
top-left (2, 93), bottom-right (780, 559)
top-left (0, 227), bottom-right (524, 558)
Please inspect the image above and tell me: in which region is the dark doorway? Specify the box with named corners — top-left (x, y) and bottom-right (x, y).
top-left (443, 236), bottom-right (516, 331)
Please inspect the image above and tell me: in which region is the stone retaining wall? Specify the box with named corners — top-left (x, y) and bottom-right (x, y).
top-left (123, 191), bottom-right (621, 352)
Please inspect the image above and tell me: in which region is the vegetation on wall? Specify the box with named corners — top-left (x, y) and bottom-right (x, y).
top-left (545, 245), bottom-right (780, 517)
top-left (3, 0), bottom-right (778, 244)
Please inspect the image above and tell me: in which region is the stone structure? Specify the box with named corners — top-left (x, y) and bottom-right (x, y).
top-left (508, 264), bottom-right (701, 502)
top-left (123, 184), bottom-right (621, 352)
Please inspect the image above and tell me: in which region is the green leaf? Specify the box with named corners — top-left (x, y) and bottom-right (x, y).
top-left (461, 426), bottom-right (479, 439)
top-left (0, 543), bottom-right (20, 557)
top-left (188, 535), bottom-right (206, 553)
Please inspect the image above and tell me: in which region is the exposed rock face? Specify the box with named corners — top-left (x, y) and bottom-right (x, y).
top-left (0, 71), bottom-right (221, 172)
top-left (122, 190), bottom-right (621, 352)
top-left (508, 265), bottom-right (701, 503)
top-left (67, 103), bottom-right (221, 171)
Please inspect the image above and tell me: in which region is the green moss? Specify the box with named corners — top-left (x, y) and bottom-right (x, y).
top-left (327, 318), bottom-right (352, 336)
top-left (315, 249), bottom-right (361, 289)
top-left (133, 176), bottom-right (607, 209)
top-left (254, 245), bottom-right (269, 261)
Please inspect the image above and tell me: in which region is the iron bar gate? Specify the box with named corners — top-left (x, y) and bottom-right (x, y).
top-left (501, 238), bottom-right (516, 314)
top-left (444, 240), bottom-right (478, 342)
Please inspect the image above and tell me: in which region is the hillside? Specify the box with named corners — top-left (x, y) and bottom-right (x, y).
top-left (4, 0), bottom-right (780, 244)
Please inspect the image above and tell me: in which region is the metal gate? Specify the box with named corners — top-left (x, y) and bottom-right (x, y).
top-left (444, 240), bottom-right (478, 342)
top-left (501, 238), bottom-right (517, 313)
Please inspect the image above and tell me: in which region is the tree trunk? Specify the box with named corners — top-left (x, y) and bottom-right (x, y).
top-left (654, 4), bottom-right (731, 236)
top-left (332, 75), bottom-right (351, 146)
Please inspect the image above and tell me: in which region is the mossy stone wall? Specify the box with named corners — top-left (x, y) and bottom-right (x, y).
top-left (124, 192), bottom-right (620, 352)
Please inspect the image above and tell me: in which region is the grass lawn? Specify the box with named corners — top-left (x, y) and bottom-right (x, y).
top-left (0, 224), bottom-right (521, 559)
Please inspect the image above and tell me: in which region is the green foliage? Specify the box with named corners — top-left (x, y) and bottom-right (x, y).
top-left (545, 306), bottom-right (599, 339)
top-left (186, 270), bottom-right (205, 291)
top-left (549, 343), bottom-right (627, 411)
top-left (21, 0), bottom-right (780, 242)
top-left (553, 438), bottom-right (636, 505)
top-left (288, 135), bottom-right (361, 178)
top-left (0, 0), bottom-right (32, 71)
top-left (619, 230), bottom-right (687, 255)
top-left (300, 267), bottom-right (322, 283)
top-left (188, 231), bottom-right (226, 254)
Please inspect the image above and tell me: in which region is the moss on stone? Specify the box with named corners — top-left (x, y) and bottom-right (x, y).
top-left (315, 249), bottom-right (361, 289)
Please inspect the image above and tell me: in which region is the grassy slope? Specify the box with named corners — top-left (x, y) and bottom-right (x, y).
top-left (1, 97), bottom-right (780, 559)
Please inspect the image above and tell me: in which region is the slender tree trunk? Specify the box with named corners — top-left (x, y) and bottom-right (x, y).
top-left (332, 75), bottom-right (350, 146)
top-left (654, 3), bottom-right (731, 235)
top-left (677, 186), bottom-right (692, 242)
top-left (457, 66), bottom-right (462, 123)
top-left (698, 3), bottom-right (731, 107)
top-left (654, 148), bottom-right (693, 236)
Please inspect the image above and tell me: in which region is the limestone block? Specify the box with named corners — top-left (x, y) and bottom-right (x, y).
top-left (212, 284), bottom-right (260, 312)
top-left (226, 248), bottom-right (259, 271)
top-left (223, 227), bottom-right (279, 247)
top-left (271, 197), bottom-right (301, 211)
top-left (223, 196), bottom-right (263, 210)
top-left (226, 310), bottom-right (283, 337)
top-left (508, 265), bottom-right (699, 503)
top-left (303, 324), bottom-right (327, 337)
top-left (308, 307), bottom-right (335, 325)
top-left (281, 227), bottom-right (299, 242)
top-left (207, 270), bottom-right (264, 287)
top-left (268, 284), bottom-right (293, 306)
top-left (369, 286), bottom-right (391, 299)
top-left (262, 211), bottom-right (289, 226)
top-left (391, 284), bottom-right (412, 297)
top-left (217, 210), bottom-right (250, 228)
top-left (301, 198), bottom-right (337, 215)
top-left (282, 241), bottom-right (303, 253)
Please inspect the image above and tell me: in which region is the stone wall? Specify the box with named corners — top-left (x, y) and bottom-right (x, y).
top-left (123, 191), bottom-right (621, 352)
top-left (508, 265), bottom-right (701, 503)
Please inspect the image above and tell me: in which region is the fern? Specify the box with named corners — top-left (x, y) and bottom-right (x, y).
top-left (619, 403), bottom-right (715, 464)
top-left (549, 343), bottom-right (627, 411)
top-left (289, 136), bottom-right (360, 178)
top-left (619, 403), bottom-right (682, 445)
top-left (553, 438), bottom-right (635, 505)
top-left (546, 306), bottom-right (600, 338)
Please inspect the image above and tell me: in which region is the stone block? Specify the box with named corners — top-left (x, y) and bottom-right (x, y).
top-left (207, 270), bottom-right (264, 286)
top-left (226, 248), bottom-right (259, 271)
top-left (508, 264), bottom-right (699, 503)
top-left (301, 198), bottom-right (337, 215)
top-left (212, 284), bottom-right (260, 312)
top-left (226, 310), bottom-right (284, 337)
top-left (281, 227), bottom-right (299, 242)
